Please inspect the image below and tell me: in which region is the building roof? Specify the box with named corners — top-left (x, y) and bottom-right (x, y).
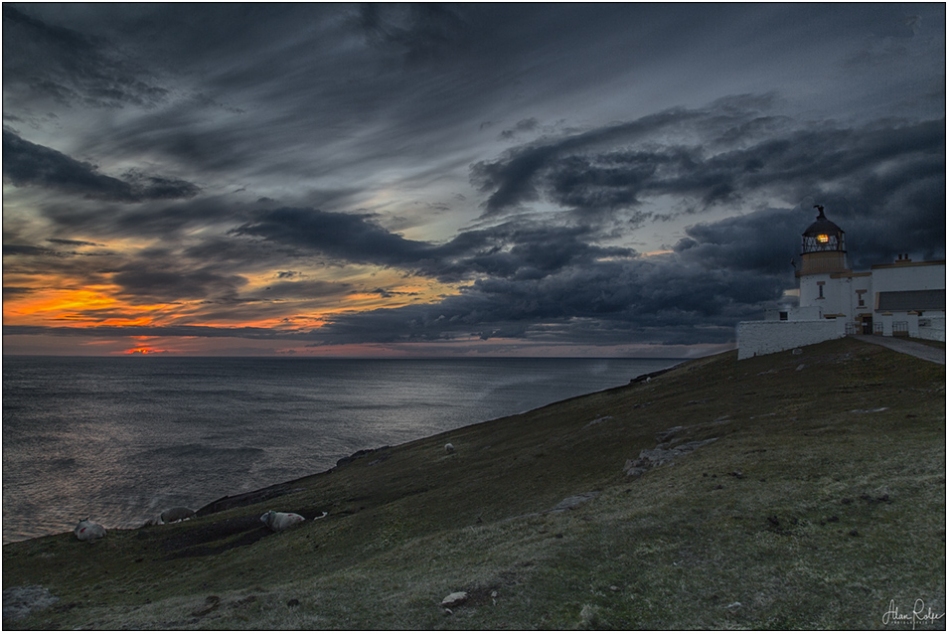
top-left (876, 289), bottom-right (946, 312)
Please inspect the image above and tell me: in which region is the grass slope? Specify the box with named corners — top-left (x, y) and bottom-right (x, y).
top-left (3, 338), bottom-right (945, 630)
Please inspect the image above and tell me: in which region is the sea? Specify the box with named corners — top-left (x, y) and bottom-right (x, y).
top-left (2, 356), bottom-right (682, 544)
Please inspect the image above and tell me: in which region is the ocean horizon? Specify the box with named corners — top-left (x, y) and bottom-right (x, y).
top-left (2, 355), bottom-right (683, 544)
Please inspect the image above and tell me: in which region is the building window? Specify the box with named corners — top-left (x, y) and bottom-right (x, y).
top-left (817, 281), bottom-right (825, 299)
top-left (856, 289), bottom-right (866, 307)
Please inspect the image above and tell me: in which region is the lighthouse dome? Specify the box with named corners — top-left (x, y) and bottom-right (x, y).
top-left (801, 205), bottom-right (845, 255)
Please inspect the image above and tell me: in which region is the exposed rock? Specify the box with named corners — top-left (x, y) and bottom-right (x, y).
top-left (232, 595), bottom-right (257, 607)
top-left (579, 604), bottom-right (601, 627)
top-left (583, 415), bottom-right (613, 430)
top-left (655, 425), bottom-right (686, 443)
top-left (2, 586), bottom-right (59, 621)
top-left (441, 591), bottom-right (468, 608)
top-left (192, 595), bottom-right (221, 617)
top-left (551, 491), bottom-right (600, 512)
top-left (624, 438), bottom-right (718, 477)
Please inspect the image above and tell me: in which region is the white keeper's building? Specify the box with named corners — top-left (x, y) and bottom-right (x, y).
top-left (737, 206), bottom-right (946, 359)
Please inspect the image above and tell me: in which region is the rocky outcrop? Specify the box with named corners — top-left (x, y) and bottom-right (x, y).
top-left (2, 586), bottom-right (59, 621)
top-left (624, 430), bottom-right (717, 477)
top-left (441, 591), bottom-right (468, 608)
top-left (551, 491), bottom-right (600, 512)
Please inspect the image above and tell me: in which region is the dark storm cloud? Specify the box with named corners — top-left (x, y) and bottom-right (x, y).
top-left (304, 172), bottom-right (940, 349)
top-left (2, 5), bottom-right (168, 109)
top-left (303, 250), bottom-right (786, 348)
top-left (472, 102), bottom-right (945, 228)
top-left (234, 207), bottom-right (633, 283)
top-left (265, 166), bottom-right (942, 350)
top-left (252, 279), bottom-right (353, 302)
top-left (433, 222), bottom-right (634, 282)
top-left (3, 243), bottom-right (57, 257)
top-left (233, 207), bottom-right (434, 268)
top-left (2, 130), bottom-right (200, 202)
top-left (111, 256), bottom-right (248, 303)
top-left (471, 107), bottom-right (710, 215)
top-left (674, 207), bottom-right (807, 275)
top-left (3, 286), bottom-right (35, 299)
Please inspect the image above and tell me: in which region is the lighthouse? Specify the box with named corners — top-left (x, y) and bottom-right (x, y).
top-left (798, 205), bottom-right (847, 276)
top-left (795, 206), bottom-right (869, 326)
top-left (736, 205), bottom-right (945, 359)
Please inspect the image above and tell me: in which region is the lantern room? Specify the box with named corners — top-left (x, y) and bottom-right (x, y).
top-left (798, 205), bottom-right (849, 276)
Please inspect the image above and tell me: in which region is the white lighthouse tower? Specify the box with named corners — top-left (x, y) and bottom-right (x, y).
top-left (795, 205), bottom-right (873, 332)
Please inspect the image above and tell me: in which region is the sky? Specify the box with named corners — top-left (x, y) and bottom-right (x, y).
top-left (2, 3), bottom-right (945, 357)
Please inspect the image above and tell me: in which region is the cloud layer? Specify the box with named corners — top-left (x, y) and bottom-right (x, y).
top-left (2, 4), bottom-right (945, 355)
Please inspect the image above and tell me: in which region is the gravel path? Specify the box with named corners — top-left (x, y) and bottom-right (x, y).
top-left (851, 335), bottom-right (946, 365)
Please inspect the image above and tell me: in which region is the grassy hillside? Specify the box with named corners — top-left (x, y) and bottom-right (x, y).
top-left (3, 338), bottom-right (945, 630)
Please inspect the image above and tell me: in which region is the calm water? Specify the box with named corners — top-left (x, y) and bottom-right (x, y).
top-left (2, 356), bottom-right (681, 544)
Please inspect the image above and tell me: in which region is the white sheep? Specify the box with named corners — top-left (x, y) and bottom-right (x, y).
top-left (260, 510), bottom-right (306, 532)
top-left (445, 443), bottom-right (455, 454)
top-left (73, 518), bottom-right (106, 541)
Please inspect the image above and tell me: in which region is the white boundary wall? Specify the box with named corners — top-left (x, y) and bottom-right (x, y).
top-left (918, 315), bottom-right (946, 342)
top-left (737, 319), bottom-right (845, 360)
